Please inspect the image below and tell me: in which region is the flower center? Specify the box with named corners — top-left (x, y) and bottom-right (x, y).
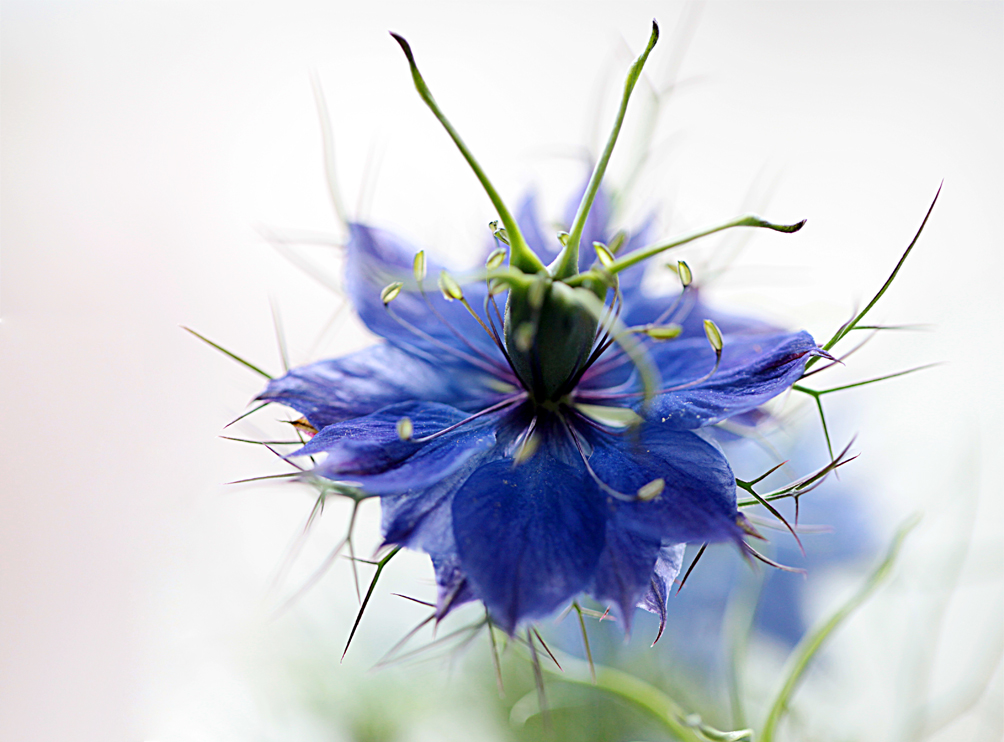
top-left (503, 280), bottom-right (599, 403)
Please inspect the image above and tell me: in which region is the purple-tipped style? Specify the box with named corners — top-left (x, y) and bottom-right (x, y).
top-left (257, 186), bottom-right (819, 635)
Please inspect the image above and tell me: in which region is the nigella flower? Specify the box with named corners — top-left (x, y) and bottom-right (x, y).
top-left (255, 23), bottom-right (824, 635)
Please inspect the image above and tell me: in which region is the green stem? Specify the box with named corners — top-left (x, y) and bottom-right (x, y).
top-left (567, 214), bottom-right (804, 282)
top-left (760, 516), bottom-right (921, 741)
top-left (554, 21), bottom-right (660, 279)
top-left (543, 656), bottom-right (705, 742)
top-left (391, 33), bottom-right (544, 274)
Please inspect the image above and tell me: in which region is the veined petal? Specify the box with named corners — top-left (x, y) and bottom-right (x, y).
top-left (620, 289), bottom-right (781, 338)
top-left (588, 517), bottom-right (662, 633)
top-left (637, 543), bottom-right (687, 637)
top-left (452, 457), bottom-right (605, 633)
top-left (346, 223), bottom-right (504, 367)
top-left (643, 331), bottom-right (817, 429)
top-left (294, 401), bottom-right (497, 495)
top-left (257, 344), bottom-right (494, 429)
top-left (429, 551), bottom-right (477, 618)
top-left (588, 425), bottom-right (740, 544)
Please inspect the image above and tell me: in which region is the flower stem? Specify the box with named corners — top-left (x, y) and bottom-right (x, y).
top-left (760, 515), bottom-right (920, 741)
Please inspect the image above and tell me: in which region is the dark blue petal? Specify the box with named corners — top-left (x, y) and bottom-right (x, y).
top-left (579, 293), bottom-right (779, 393)
top-left (643, 331), bottom-right (817, 429)
top-left (294, 401), bottom-right (497, 495)
top-left (638, 543), bottom-right (686, 636)
top-left (452, 457), bottom-right (606, 633)
top-left (257, 343), bottom-right (494, 429)
top-left (380, 449), bottom-right (500, 552)
top-left (429, 551), bottom-right (477, 619)
top-left (346, 223), bottom-right (506, 370)
top-left (588, 426), bottom-right (739, 544)
top-left (620, 288), bottom-right (782, 338)
top-left (588, 517), bottom-right (662, 633)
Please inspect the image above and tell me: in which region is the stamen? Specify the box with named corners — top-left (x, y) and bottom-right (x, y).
top-left (384, 304), bottom-right (509, 376)
top-left (511, 415), bottom-right (539, 465)
top-left (409, 272), bottom-right (514, 374)
top-left (582, 321), bottom-right (723, 401)
top-left (412, 393), bottom-right (526, 444)
top-left (558, 411), bottom-right (640, 502)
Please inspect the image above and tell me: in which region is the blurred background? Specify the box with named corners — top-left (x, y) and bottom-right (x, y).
top-left (1, 2), bottom-right (1001, 740)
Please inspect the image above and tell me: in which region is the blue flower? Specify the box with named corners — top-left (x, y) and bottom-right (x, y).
top-left (252, 24), bottom-right (824, 636)
top-left (256, 182), bottom-right (820, 635)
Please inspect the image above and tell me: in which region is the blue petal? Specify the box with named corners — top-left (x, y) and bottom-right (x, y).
top-left (516, 192), bottom-right (550, 258)
top-left (588, 425), bottom-right (740, 544)
top-left (638, 543), bottom-right (686, 638)
top-left (643, 331), bottom-right (818, 429)
top-left (257, 343), bottom-right (494, 429)
top-left (451, 456), bottom-right (606, 633)
top-left (294, 401), bottom-right (497, 495)
top-left (588, 516), bottom-right (662, 633)
top-left (429, 551), bottom-right (477, 618)
top-left (346, 224), bottom-right (506, 370)
top-left (620, 288), bottom-right (782, 338)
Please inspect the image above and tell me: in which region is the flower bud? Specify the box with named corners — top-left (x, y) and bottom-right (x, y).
top-left (438, 271), bottom-right (464, 301)
top-left (381, 281), bottom-right (404, 305)
top-left (556, 231), bottom-right (570, 247)
top-left (514, 321), bottom-right (536, 353)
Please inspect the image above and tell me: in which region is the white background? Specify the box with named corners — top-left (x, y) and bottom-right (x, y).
top-left (2, 2), bottom-right (1001, 740)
